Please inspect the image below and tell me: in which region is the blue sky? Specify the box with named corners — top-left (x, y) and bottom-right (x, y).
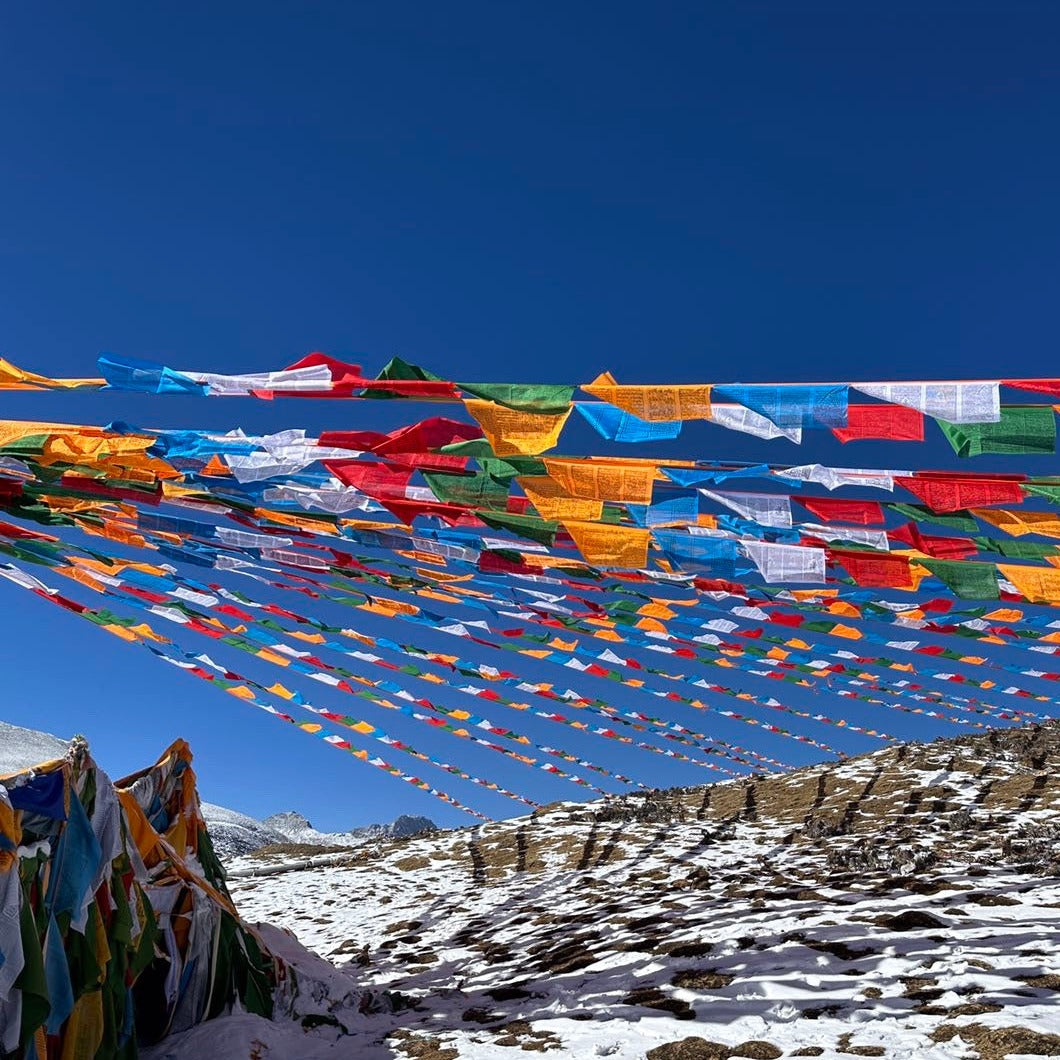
top-left (1, 3), bottom-right (1059, 828)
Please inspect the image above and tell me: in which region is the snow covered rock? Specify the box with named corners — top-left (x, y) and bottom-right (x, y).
top-left (0, 719), bottom-right (69, 775)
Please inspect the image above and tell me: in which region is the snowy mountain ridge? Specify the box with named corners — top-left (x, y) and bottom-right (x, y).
top-left (262, 810), bottom-right (438, 848)
top-left (204, 807), bottom-right (439, 859)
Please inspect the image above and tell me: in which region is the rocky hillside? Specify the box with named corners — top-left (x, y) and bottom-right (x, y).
top-left (204, 721), bottom-right (1060, 1060)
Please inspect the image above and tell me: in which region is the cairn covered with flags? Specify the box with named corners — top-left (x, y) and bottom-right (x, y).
top-left (0, 738), bottom-right (280, 1059)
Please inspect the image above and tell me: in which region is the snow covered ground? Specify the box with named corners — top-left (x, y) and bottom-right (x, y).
top-left (149, 722), bottom-right (1060, 1059)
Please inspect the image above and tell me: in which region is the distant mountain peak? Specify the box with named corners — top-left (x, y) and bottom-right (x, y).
top-left (263, 810), bottom-right (314, 833)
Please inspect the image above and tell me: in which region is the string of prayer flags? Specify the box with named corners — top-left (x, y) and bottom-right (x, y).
top-left (1, 357), bottom-right (1060, 820)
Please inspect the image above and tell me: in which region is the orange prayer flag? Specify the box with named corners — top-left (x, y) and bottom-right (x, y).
top-left (519, 475), bottom-right (603, 521)
top-left (200, 454), bottom-right (230, 476)
top-left (998, 563), bottom-right (1060, 603)
top-left (563, 520), bottom-right (651, 568)
top-left (582, 371), bottom-right (713, 421)
top-left (544, 459), bottom-right (657, 505)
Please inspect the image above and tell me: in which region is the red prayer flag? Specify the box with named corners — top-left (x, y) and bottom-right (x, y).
top-left (1003, 378), bottom-right (1060, 398)
top-left (796, 496), bottom-right (885, 525)
top-left (324, 460), bottom-right (413, 499)
top-left (832, 404), bottom-right (924, 443)
top-left (831, 548), bottom-right (914, 589)
top-left (896, 476), bottom-right (1025, 512)
top-left (887, 521), bottom-right (978, 559)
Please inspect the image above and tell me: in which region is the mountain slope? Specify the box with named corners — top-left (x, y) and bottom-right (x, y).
top-left (212, 722), bottom-right (1060, 1060)
top-left (0, 719), bottom-right (69, 775)
top-left (201, 802), bottom-right (290, 859)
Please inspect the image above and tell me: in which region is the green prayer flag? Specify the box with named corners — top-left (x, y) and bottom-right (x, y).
top-left (887, 503), bottom-right (979, 532)
top-left (438, 437), bottom-right (495, 458)
top-left (1023, 483), bottom-right (1060, 505)
top-left (993, 539), bottom-right (1060, 559)
top-left (922, 559), bottom-right (1000, 599)
top-left (375, 356), bottom-right (442, 381)
top-left (458, 381), bottom-right (575, 414)
top-left (423, 470), bottom-right (509, 510)
top-left (938, 405), bottom-right (1056, 457)
top-left (480, 510), bottom-right (559, 546)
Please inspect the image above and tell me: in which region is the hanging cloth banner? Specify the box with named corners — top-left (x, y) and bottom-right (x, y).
top-left (575, 402), bottom-right (682, 443)
top-left (580, 372), bottom-right (714, 421)
top-left (519, 476), bottom-right (604, 522)
top-left (795, 496), bottom-right (885, 525)
top-left (741, 540), bottom-right (826, 583)
top-left (852, 381), bottom-right (1001, 423)
top-left (831, 548), bottom-right (922, 590)
top-left (896, 476), bottom-right (1026, 512)
top-left (0, 358), bottom-right (106, 391)
top-left (463, 400), bottom-right (572, 456)
top-left (700, 489), bottom-right (792, 528)
top-left (997, 564), bottom-right (1060, 603)
top-left (281, 352), bottom-right (460, 399)
top-left (98, 353), bottom-right (208, 395)
top-left (798, 523), bottom-right (891, 551)
top-left (775, 464), bottom-right (906, 492)
top-left (887, 521), bottom-right (977, 559)
top-left (711, 384), bottom-right (849, 429)
top-left (972, 508), bottom-right (1060, 539)
top-left (362, 355), bottom-right (462, 399)
top-left (937, 406), bottom-right (1057, 457)
top-left (543, 459), bottom-right (659, 505)
top-left (710, 405), bottom-right (802, 443)
top-left (458, 382), bottom-right (575, 414)
top-left (562, 521), bottom-right (651, 569)
top-left (832, 404), bottom-right (925, 442)
top-left (921, 559), bottom-right (1001, 600)
top-left (323, 460), bottom-right (414, 499)
top-left (628, 494), bottom-right (700, 528)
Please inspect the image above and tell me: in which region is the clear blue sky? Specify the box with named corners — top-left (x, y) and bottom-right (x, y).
top-left (1, 3), bottom-right (1059, 828)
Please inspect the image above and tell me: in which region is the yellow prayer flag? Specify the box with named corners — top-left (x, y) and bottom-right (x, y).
top-left (999, 563), bottom-right (1060, 603)
top-left (582, 371), bottom-right (714, 421)
top-left (563, 519), bottom-right (651, 568)
top-left (974, 508), bottom-right (1060, 539)
top-left (545, 458), bottom-right (657, 505)
top-left (519, 475), bottom-right (603, 521)
top-left (464, 399), bottom-right (572, 456)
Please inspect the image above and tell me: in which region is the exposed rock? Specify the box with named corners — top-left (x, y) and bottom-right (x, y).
top-left (646, 1038), bottom-right (731, 1060)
